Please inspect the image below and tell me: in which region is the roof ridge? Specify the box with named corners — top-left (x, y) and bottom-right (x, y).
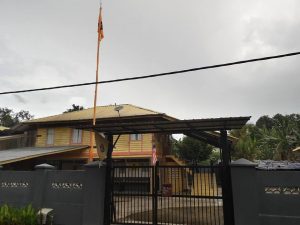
top-left (24, 104), bottom-right (173, 123)
top-left (124, 104), bottom-right (165, 115)
top-left (27, 104), bottom-right (121, 122)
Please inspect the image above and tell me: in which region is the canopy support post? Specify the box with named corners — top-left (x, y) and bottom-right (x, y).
top-left (220, 129), bottom-right (235, 225)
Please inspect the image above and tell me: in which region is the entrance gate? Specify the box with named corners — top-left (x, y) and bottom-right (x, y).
top-left (79, 117), bottom-right (249, 225)
top-left (109, 163), bottom-right (225, 225)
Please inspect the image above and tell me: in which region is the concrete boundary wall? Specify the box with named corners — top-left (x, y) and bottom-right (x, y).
top-left (231, 159), bottom-right (300, 225)
top-left (0, 164), bottom-right (106, 225)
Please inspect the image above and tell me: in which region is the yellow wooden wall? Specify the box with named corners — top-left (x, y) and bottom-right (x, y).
top-left (158, 161), bottom-right (218, 196)
top-left (191, 173), bottom-right (218, 196)
top-left (36, 128), bottom-right (91, 147)
top-left (113, 133), bottom-right (153, 152)
top-left (114, 135), bottom-right (129, 152)
top-left (36, 128), bottom-right (153, 153)
top-left (36, 128), bottom-right (47, 147)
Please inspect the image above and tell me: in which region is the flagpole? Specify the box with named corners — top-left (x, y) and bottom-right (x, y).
top-left (89, 5), bottom-right (103, 162)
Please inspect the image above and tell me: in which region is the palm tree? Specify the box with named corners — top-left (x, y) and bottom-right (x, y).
top-left (258, 114), bottom-right (300, 160)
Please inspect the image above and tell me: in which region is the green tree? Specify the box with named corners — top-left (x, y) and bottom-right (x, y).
top-left (174, 136), bottom-right (213, 164)
top-left (258, 114), bottom-right (300, 160)
top-left (0, 108), bottom-right (33, 127)
top-left (256, 115), bottom-right (274, 129)
top-left (63, 104), bottom-right (84, 113)
top-left (231, 124), bottom-right (260, 161)
top-left (232, 114), bottom-right (300, 161)
top-left (209, 149), bottom-right (221, 164)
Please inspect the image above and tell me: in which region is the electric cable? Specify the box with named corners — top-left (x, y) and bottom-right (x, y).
top-left (0, 51), bottom-right (299, 95)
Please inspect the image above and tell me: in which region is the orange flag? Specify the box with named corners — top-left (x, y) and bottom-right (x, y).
top-left (98, 7), bottom-right (104, 41)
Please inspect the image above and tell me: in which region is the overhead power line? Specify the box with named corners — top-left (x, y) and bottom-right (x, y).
top-left (1, 51), bottom-right (299, 96)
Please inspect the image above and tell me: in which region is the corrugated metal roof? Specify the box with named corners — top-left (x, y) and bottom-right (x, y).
top-left (76, 116), bottom-right (251, 134)
top-left (0, 146), bottom-right (88, 165)
top-left (25, 104), bottom-right (167, 124)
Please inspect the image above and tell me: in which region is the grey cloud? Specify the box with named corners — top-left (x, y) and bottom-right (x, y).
top-left (0, 0), bottom-right (299, 121)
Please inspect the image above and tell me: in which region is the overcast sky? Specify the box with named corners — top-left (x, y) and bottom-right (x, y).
top-left (0, 0), bottom-right (299, 123)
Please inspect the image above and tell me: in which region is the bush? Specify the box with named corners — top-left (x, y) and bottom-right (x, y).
top-left (0, 204), bottom-right (38, 225)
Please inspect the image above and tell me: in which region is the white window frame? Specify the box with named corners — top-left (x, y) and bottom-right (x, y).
top-left (130, 134), bottom-right (142, 141)
top-left (72, 129), bottom-right (83, 144)
top-left (46, 128), bottom-right (54, 145)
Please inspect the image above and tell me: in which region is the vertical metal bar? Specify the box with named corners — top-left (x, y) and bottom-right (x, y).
top-left (212, 165), bottom-right (217, 225)
top-left (123, 167), bottom-right (126, 224)
top-left (220, 129), bottom-right (235, 225)
top-left (149, 166), bottom-right (151, 224)
top-left (171, 167), bottom-right (174, 225)
top-left (214, 165), bottom-right (218, 225)
top-left (218, 164), bottom-right (222, 225)
top-left (192, 166), bottom-right (196, 225)
top-left (167, 167), bottom-right (169, 224)
top-left (181, 167), bottom-right (185, 225)
top-left (185, 166), bottom-right (188, 225)
top-left (209, 167), bottom-right (213, 225)
top-left (167, 167), bottom-right (173, 224)
top-left (174, 167), bottom-right (177, 224)
top-left (190, 166), bottom-right (193, 225)
top-left (159, 165), bottom-right (162, 224)
top-left (123, 167), bottom-right (125, 223)
top-left (111, 166), bottom-right (115, 223)
top-left (133, 166), bottom-right (136, 224)
top-left (205, 167), bottom-right (208, 225)
top-left (120, 168), bottom-right (122, 224)
top-left (137, 166), bottom-right (139, 224)
top-left (138, 166), bottom-right (141, 224)
top-left (148, 166), bottom-right (150, 224)
top-left (161, 166), bottom-right (164, 223)
top-left (200, 167), bottom-right (205, 225)
top-left (196, 167), bottom-right (200, 225)
top-left (218, 164), bottom-right (224, 224)
top-left (153, 162), bottom-right (158, 225)
top-left (185, 166), bottom-right (189, 225)
top-left (130, 166), bottom-right (133, 224)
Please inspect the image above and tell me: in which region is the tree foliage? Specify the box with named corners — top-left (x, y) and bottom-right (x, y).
top-left (231, 113), bottom-right (300, 161)
top-left (231, 124), bottom-right (260, 161)
top-left (0, 107), bottom-right (33, 127)
top-left (63, 104), bottom-right (84, 113)
top-left (171, 136), bottom-right (213, 164)
top-left (256, 115), bottom-right (274, 129)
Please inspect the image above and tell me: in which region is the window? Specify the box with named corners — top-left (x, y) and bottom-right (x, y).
top-left (46, 128), bottom-right (54, 145)
top-left (72, 129), bottom-right (82, 144)
top-left (130, 134), bottom-right (142, 141)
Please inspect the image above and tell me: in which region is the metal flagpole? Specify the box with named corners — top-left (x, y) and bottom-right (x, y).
top-left (89, 0), bottom-right (104, 162)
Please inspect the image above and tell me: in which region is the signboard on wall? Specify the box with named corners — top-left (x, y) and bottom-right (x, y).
top-left (95, 132), bottom-right (108, 157)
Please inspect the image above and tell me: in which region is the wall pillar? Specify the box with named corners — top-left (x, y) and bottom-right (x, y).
top-left (83, 161), bottom-right (106, 225)
top-left (33, 163), bottom-right (56, 209)
top-left (103, 134), bottom-right (114, 225)
top-left (220, 130), bottom-right (235, 225)
top-left (231, 158), bottom-right (259, 225)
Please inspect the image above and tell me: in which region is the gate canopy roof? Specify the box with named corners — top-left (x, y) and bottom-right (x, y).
top-left (76, 116), bottom-right (250, 135)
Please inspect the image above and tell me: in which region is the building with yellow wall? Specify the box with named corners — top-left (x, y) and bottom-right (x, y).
top-left (1, 104), bottom-right (233, 196)
top-left (20, 104), bottom-right (175, 169)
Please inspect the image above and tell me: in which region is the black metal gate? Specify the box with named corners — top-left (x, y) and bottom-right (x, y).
top-left (109, 163), bottom-right (225, 225)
